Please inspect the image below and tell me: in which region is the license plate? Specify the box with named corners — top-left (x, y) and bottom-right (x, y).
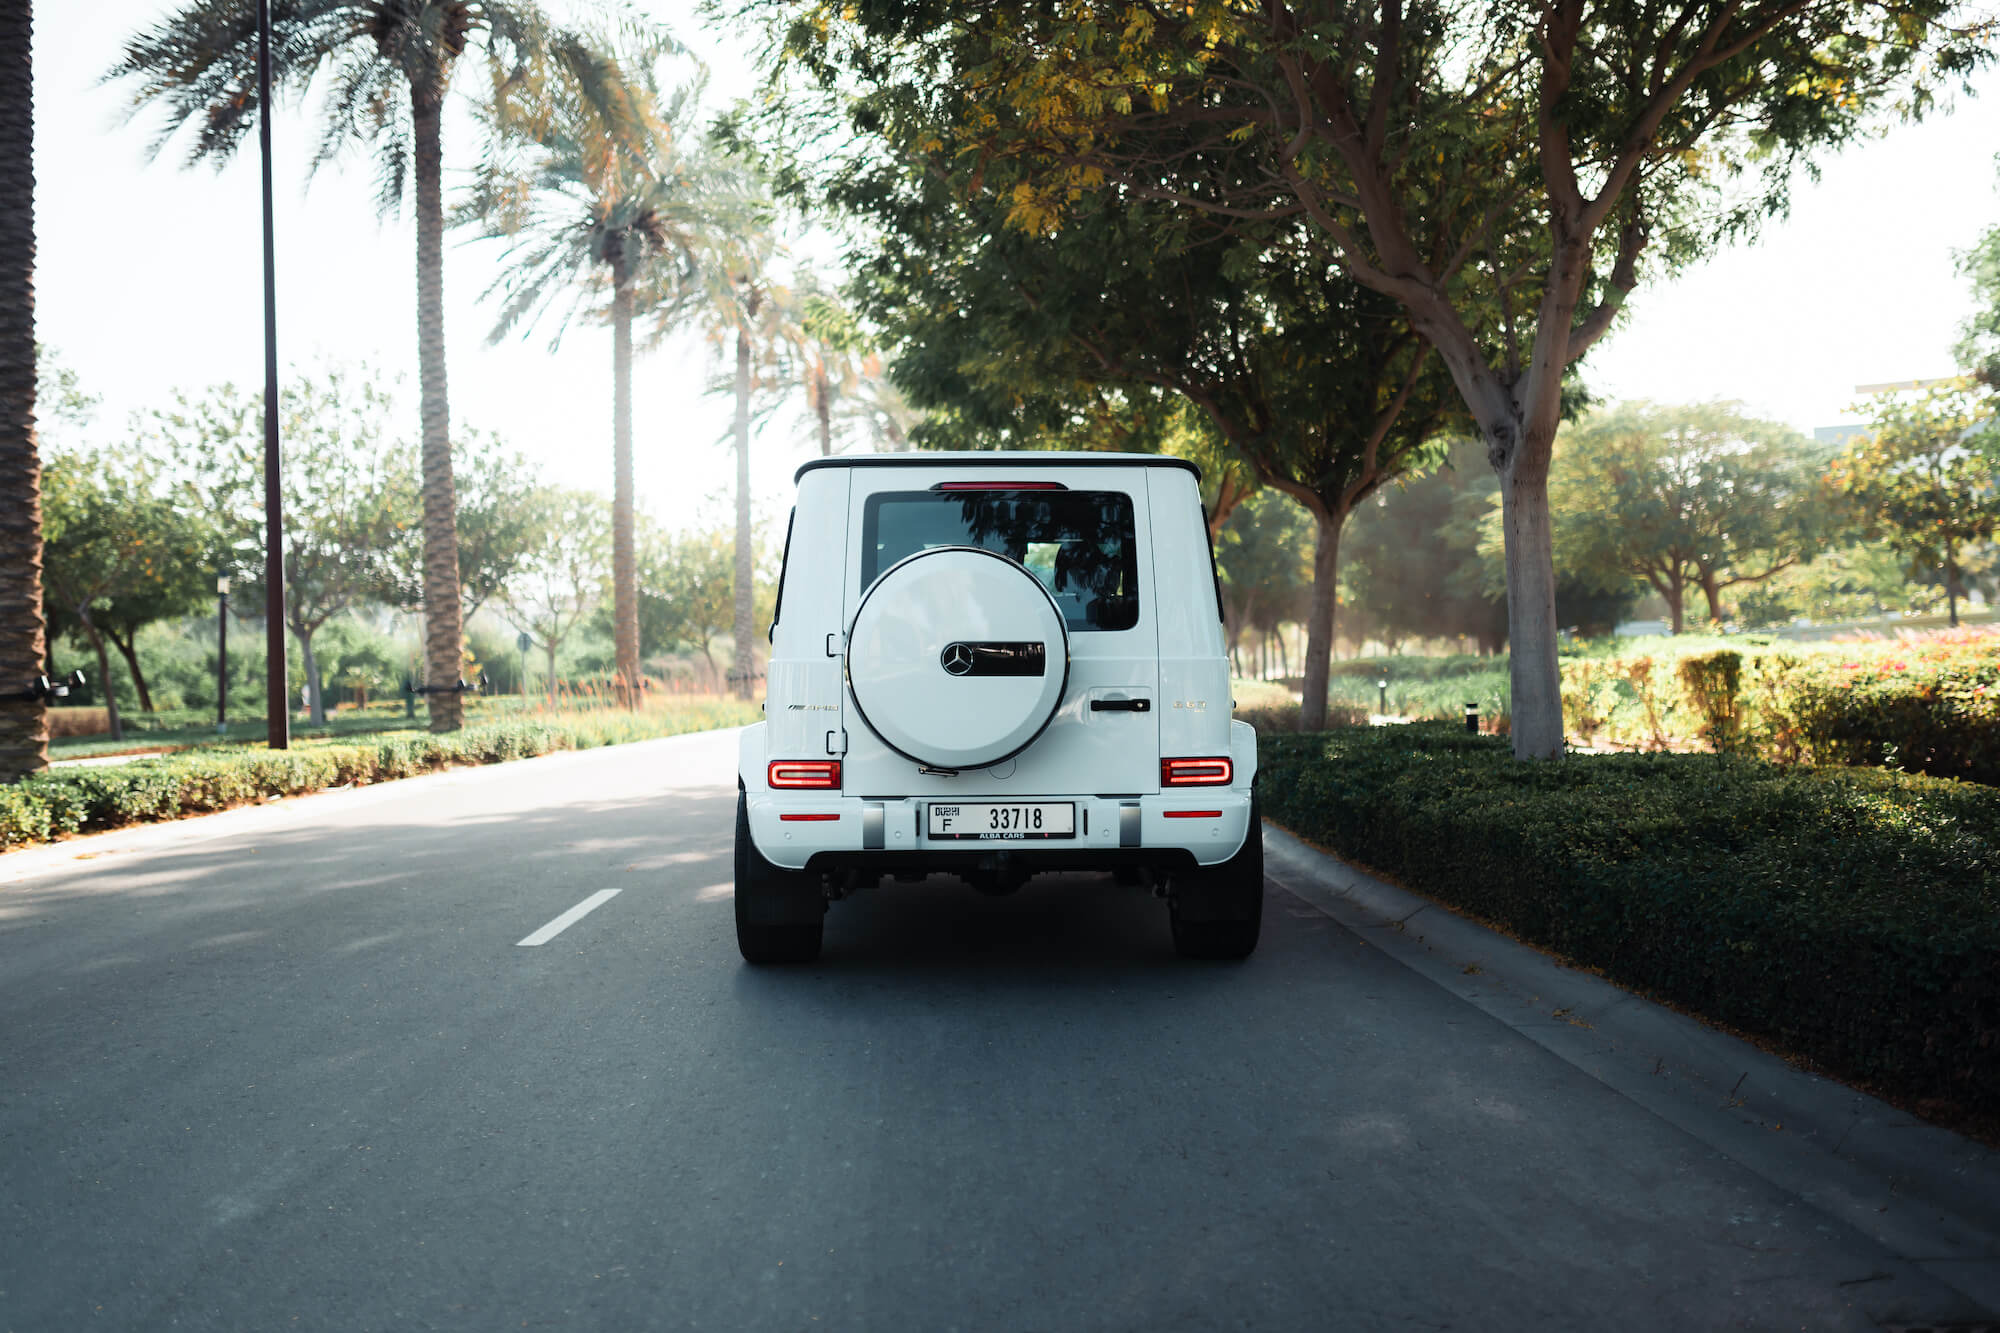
top-left (928, 802), bottom-right (1076, 840)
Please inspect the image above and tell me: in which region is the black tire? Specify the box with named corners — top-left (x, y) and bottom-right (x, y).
top-left (735, 790), bottom-right (825, 964)
top-left (1168, 794), bottom-right (1264, 960)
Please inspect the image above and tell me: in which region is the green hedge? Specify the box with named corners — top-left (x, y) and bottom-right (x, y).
top-left (1, 701), bottom-right (759, 851)
top-left (1259, 724), bottom-right (2000, 1116)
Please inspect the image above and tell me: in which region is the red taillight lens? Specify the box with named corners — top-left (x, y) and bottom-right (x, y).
top-left (1161, 757), bottom-right (1232, 787)
top-left (1163, 809), bottom-right (1223, 819)
top-left (768, 759), bottom-right (841, 789)
top-left (932, 481), bottom-right (1068, 491)
top-left (779, 812), bottom-right (841, 822)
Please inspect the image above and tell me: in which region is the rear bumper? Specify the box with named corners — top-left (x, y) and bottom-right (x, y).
top-left (744, 790), bottom-right (1254, 873)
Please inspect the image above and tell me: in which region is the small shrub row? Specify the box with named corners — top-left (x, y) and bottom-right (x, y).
top-left (1258, 724), bottom-right (2000, 1116)
top-left (0, 700), bottom-right (760, 852)
top-left (1562, 630), bottom-right (2000, 784)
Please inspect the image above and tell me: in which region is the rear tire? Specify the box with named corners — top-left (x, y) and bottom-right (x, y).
top-left (735, 790), bottom-right (825, 964)
top-left (1169, 795), bottom-right (1263, 960)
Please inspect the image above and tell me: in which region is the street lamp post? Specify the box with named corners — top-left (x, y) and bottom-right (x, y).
top-left (216, 576), bottom-right (229, 733)
top-left (257, 0), bottom-right (288, 751)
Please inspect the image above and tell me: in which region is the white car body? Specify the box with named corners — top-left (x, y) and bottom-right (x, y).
top-left (739, 452), bottom-right (1257, 896)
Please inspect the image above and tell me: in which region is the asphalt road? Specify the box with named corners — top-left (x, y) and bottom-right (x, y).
top-left (0, 727), bottom-right (1986, 1331)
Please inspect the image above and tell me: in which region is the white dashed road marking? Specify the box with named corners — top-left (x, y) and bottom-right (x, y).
top-left (516, 889), bottom-right (622, 947)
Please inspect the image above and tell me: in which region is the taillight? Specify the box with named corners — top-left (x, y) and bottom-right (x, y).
top-left (1161, 757), bottom-right (1232, 787)
top-left (769, 759), bottom-right (841, 789)
top-left (1163, 809), bottom-right (1222, 819)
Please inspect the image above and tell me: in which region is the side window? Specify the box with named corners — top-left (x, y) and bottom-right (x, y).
top-left (767, 507), bottom-right (796, 642)
top-left (1202, 504), bottom-right (1225, 624)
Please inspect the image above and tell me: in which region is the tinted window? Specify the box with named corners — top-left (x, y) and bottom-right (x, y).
top-left (862, 490), bottom-right (1141, 631)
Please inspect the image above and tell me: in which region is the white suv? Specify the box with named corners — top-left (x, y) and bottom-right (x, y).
top-left (736, 452), bottom-right (1261, 962)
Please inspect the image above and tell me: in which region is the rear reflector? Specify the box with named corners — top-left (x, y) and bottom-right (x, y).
top-left (779, 813), bottom-right (840, 822)
top-left (769, 759), bottom-right (841, 789)
top-left (1161, 757), bottom-right (1233, 786)
top-left (1163, 809), bottom-right (1222, 819)
top-left (932, 481), bottom-right (1068, 491)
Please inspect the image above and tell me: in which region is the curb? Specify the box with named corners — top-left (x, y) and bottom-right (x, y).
top-left (1261, 822), bottom-right (2000, 1316)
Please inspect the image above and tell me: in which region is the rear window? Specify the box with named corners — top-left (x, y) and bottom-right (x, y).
top-left (861, 490), bottom-right (1141, 631)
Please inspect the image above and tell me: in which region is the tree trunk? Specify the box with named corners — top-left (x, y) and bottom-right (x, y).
top-left (0, 1), bottom-right (46, 779)
top-left (1298, 507), bottom-right (1342, 732)
top-left (610, 254), bottom-right (639, 708)
top-left (106, 627), bottom-right (154, 713)
top-left (412, 89), bottom-right (463, 733)
top-left (295, 624), bottom-right (325, 726)
top-left (80, 616), bottom-right (120, 743)
top-left (732, 322), bottom-right (755, 701)
top-left (1699, 572), bottom-right (1724, 627)
top-left (1494, 449), bottom-right (1563, 759)
top-left (1947, 545), bottom-right (1960, 629)
top-left (1665, 580), bottom-right (1685, 635)
top-left (545, 641), bottom-right (558, 703)
top-left (885, 418), bottom-right (908, 452)
top-left (815, 363), bottom-right (832, 457)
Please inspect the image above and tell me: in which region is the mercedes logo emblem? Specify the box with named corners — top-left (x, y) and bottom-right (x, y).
top-left (941, 643), bottom-right (975, 676)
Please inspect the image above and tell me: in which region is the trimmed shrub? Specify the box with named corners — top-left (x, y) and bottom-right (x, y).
top-left (1, 701), bottom-right (760, 852)
top-left (1259, 724), bottom-right (2000, 1116)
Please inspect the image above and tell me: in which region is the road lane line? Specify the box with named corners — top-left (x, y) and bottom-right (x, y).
top-left (516, 889), bottom-right (621, 947)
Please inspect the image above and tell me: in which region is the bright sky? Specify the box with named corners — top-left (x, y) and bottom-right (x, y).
top-left (30, 3), bottom-right (2000, 536)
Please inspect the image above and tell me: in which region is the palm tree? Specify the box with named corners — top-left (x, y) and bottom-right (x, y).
top-left (463, 53), bottom-right (751, 705)
top-left (108, 1), bottom-right (658, 732)
top-left (696, 243), bottom-right (796, 701)
top-left (0, 1), bottom-right (48, 780)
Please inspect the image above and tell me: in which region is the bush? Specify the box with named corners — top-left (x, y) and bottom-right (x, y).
top-left (0, 700), bottom-right (760, 852)
top-left (1259, 724), bottom-right (2000, 1117)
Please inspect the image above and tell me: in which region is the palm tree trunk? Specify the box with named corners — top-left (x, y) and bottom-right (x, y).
top-left (732, 322), bottom-right (755, 701)
top-left (610, 256), bottom-right (639, 707)
top-left (0, 2), bottom-right (47, 779)
top-left (412, 88), bottom-right (463, 732)
top-left (815, 363), bottom-right (832, 457)
top-left (105, 627), bottom-right (154, 712)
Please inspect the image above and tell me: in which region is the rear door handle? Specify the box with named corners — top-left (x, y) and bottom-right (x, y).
top-left (1090, 698), bottom-right (1151, 712)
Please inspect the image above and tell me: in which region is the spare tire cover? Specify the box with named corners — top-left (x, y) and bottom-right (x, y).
top-left (847, 547), bottom-right (1069, 769)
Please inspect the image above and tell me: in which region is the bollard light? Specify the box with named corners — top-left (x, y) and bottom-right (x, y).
top-left (216, 576), bottom-right (230, 733)
top-left (1465, 701), bottom-right (1480, 734)
top-left (1377, 678), bottom-right (1388, 714)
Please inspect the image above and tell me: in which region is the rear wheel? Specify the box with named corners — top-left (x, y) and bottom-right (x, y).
top-left (1168, 794), bottom-right (1263, 960)
top-left (735, 791), bottom-right (825, 964)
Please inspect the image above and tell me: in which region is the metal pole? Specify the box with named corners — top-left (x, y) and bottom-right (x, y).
top-left (216, 577), bottom-right (228, 733)
top-left (257, 0), bottom-right (288, 750)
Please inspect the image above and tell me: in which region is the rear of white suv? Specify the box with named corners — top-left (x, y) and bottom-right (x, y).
top-left (736, 453), bottom-right (1260, 962)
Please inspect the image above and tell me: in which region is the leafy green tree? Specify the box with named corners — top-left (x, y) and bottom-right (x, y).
top-left (501, 487), bottom-right (610, 696)
top-left (1, 10), bottom-right (47, 779)
top-left (381, 428), bottom-right (554, 627)
top-left (1344, 448), bottom-right (1510, 653)
top-left (1536, 403), bottom-right (1828, 633)
top-left (40, 454), bottom-right (202, 741)
top-left (1835, 378), bottom-right (2000, 628)
top-left (779, 0), bottom-right (1994, 757)
top-left (109, 1), bottom-right (666, 733)
top-left (463, 46), bottom-right (756, 705)
top-left (1959, 213), bottom-right (2000, 390)
top-left (801, 126), bottom-right (1459, 726)
top-left (142, 370), bottom-right (418, 725)
top-left (1214, 492), bottom-right (1313, 674)
top-left (638, 524), bottom-right (735, 686)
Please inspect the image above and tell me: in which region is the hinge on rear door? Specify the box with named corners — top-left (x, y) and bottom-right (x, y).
top-left (826, 729), bottom-right (847, 756)
top-left (825, 632), bottom-right (844, 658)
